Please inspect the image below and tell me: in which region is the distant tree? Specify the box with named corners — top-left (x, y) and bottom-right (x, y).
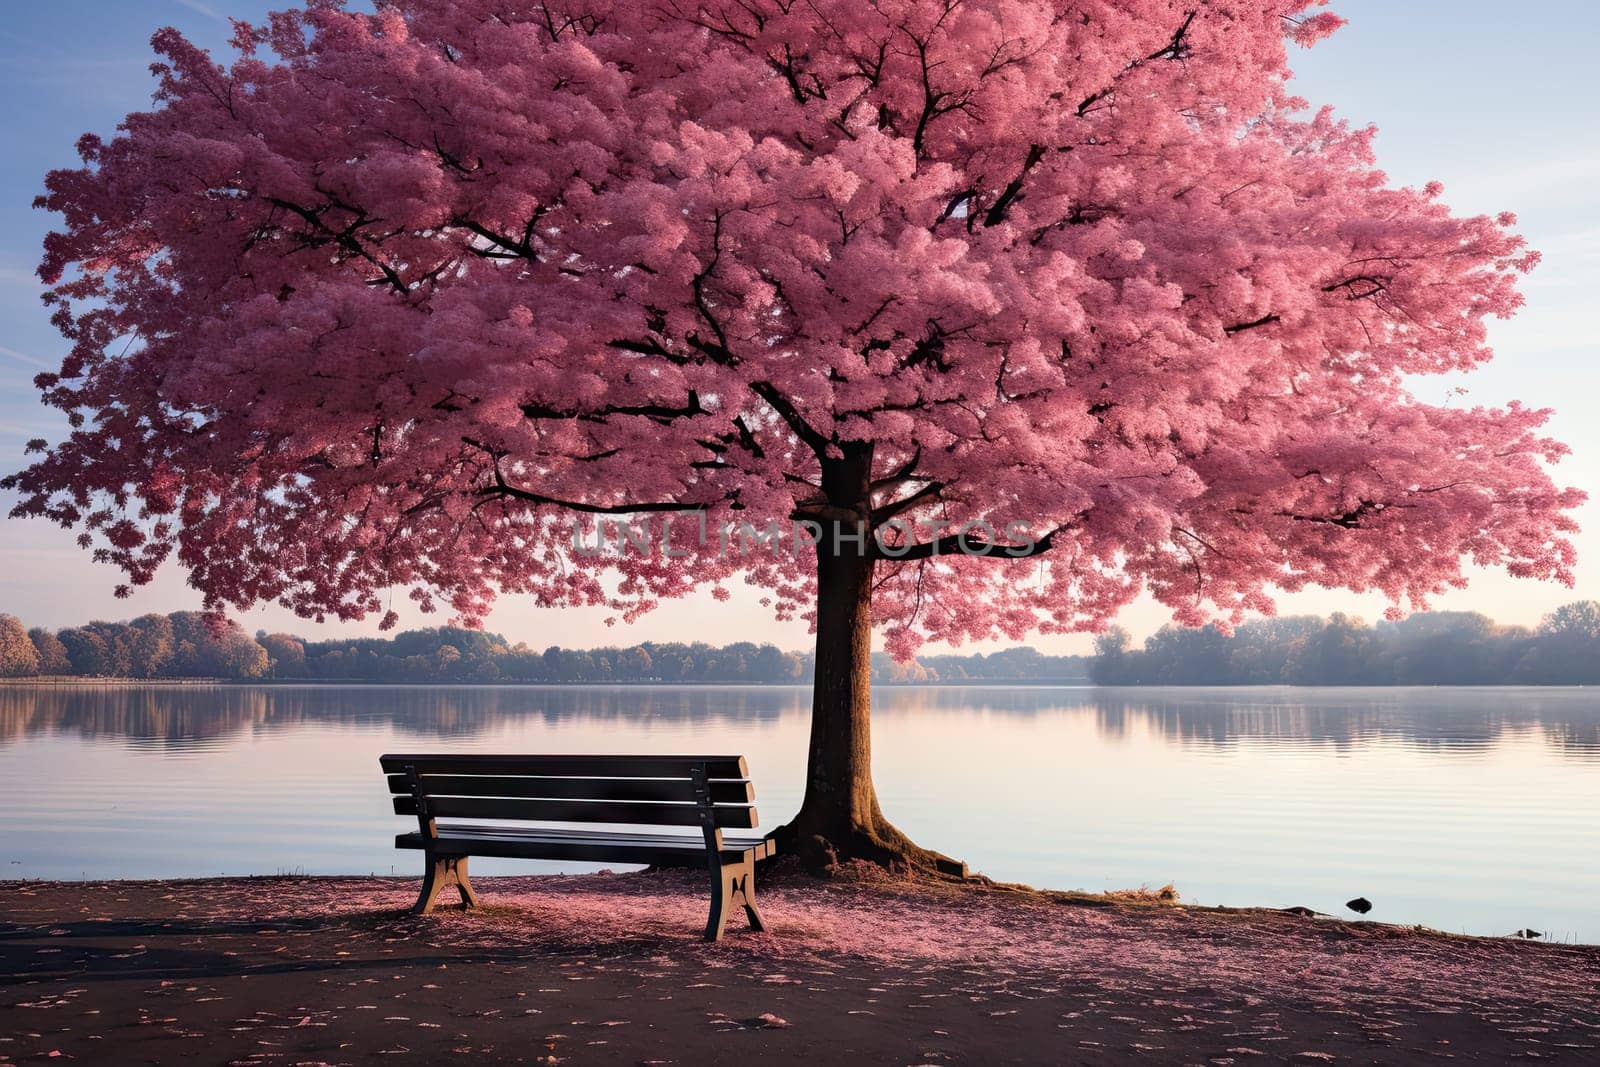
top-left (220, 634), bottom-right (270, 679)
top-left (1539, 601), bottom-right (1600, 641)
top-left (28, 627), bottom-right (70, 674)
top-left (258, 632), bottom-right (306, 677)
top-left (1493, 623), bottom-right (1538, 684)
top-left (59, 627), bottom-right (115, 676)
top-left (0, 614), bottom-right (41, 676)
top-left (749, 644), bottom-right (790, 683)
top-left (167, 612), bottom-right (269, 679)
top-left (17, 602), bottom-right (1600, 689)
top-left (434, 644), bottom-right (462, 679)
top-left (1515, 601), bottom-right (1600, 684)
top-left (540, 646), bottom-right (574, 682)
top-left (1140, 625), bottom-right (1236, 685)
top-left (1280, 614), bottom-right (1380, 684)
top-left (1087, 609), bottom-right (1589, 687)
top-left (876, 655), bottom-right (932, 683)
top-left (126, 613), bottom-right (176, 677)
top-left (497, 647), bottom-right (543, 681)
top-left (312, 647), bottom-right (349, 680)
top-left (1089, 628), bottom-right (1135, 685)
top-left (665, 654), bottom-right (694, 683)
top-left (1380, 611), bottom-right (1503, 685)
top-left (1226, 617), bottom-right (1324, 683)
top-left (87, 621), bottom-right (136, 676)
top-left (620, 646), bottom-right (653, 681)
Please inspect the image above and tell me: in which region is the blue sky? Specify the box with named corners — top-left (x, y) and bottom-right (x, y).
top-left (1, 1), bottom-right (1596, 653)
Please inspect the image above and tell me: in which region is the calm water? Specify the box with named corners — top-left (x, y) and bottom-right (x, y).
top-left (2, 684), bottom-right (1598, 942)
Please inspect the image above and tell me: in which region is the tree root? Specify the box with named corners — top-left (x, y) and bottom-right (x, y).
top-left (768, 817), bottom-right (969, 880)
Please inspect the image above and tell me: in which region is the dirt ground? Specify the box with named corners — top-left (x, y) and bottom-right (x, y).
top-left (3, 865), bottom-right (1598, 1064)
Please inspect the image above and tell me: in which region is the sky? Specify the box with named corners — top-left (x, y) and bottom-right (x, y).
top-left (1, 1), bottom-right (1597, 655)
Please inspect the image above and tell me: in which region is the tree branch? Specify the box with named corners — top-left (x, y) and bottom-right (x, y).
top-left (870, 448), bottom-right (925, 491)
top-left (477, 482), bottom-right (710, 514)
top-left (1281, 500), bottom-right (1385, 529)
top-left (750, 380), bottom-right (832, 457)
top-left (519, 391), bottom-right (705, 425)
top-left (876, 524), bottom-right (1066, 561)
top-left (982, 144), bottom-right (1046, 227)
top-left (263, 196), bottom-right (409, 295)
top-left (1223, 313), bottom-right (1281, 335)
top-left (1077, 10), bottom-right (1198, 117)
top-left (871, 480), bottom-right (944, 524)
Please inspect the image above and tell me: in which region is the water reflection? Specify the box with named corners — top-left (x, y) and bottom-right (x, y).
top-left (5, 683), bottom-right (1599, 759)
top-left (0, 684), bottom-right (810, 746)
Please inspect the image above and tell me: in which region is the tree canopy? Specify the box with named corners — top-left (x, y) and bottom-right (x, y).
top-left (6, 0), bottom-right (1580, 655)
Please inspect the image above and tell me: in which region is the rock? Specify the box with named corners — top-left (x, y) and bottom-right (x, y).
top-left (1345, 897), bottom-right (1372, 915)
top-left (1513, 928), bottom-right (1543, 939)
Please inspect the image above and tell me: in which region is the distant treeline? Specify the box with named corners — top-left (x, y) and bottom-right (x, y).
top-left (0, 611), bottom-right (1088, 684)
top-left (20, 602), bottom-right (1600, 686)
top-left (1090, 602), bottom-right (1600, 686)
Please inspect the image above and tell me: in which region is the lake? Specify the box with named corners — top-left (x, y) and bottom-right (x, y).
top-left (2, 683), bottom-right (1597, 942)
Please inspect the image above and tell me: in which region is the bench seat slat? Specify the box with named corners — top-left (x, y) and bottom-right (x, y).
top-left (385, 773), bottom-right (753, 805)
top-left (401, 823), bottom-right (771, 851)
top-left (396, 826), bottom-right (776, 865)
top-left (392, 794), bottom-right (759, 829)
top-left (380, 753), bottom-right (747, 779)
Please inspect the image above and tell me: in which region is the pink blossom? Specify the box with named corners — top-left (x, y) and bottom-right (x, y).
top-left (5, 0), bottom-right (1580, 657)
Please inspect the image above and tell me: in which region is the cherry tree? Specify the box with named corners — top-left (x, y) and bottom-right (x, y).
top-left (8, 0), bottom-right (1581, 868)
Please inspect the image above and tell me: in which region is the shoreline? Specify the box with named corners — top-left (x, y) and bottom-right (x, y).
top-left (8, 676), bottom-right (1600, 688)
top-left (4, 867), bottom-right (1597, 1064)
top-left (0, 676), bottom-right (1091, 687)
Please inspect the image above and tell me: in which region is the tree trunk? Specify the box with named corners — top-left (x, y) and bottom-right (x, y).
top-left (770, 511), bottom-right (964, 876)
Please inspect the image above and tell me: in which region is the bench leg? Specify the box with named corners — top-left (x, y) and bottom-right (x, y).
top-left (414, 855), bottom-right (479, 915)
top-left (705, 857), bottom-right (764, 941)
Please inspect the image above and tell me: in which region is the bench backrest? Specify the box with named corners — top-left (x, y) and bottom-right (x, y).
top-left (379, 754), bottom-right (758, 842)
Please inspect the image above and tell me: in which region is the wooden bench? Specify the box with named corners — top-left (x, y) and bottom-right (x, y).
top-left (380, 753), bottom-right (774, 941)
